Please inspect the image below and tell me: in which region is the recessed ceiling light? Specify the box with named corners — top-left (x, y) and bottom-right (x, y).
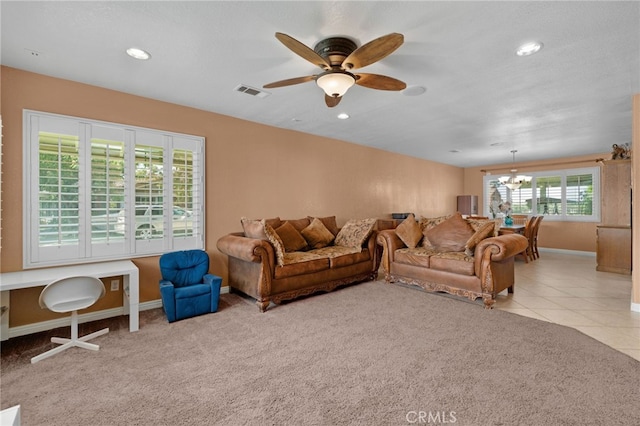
top-left (516, 41), bottom-right (543, 56)
top-left (449, 149), bottom-right (461, 153)
top-left (126, 47), bottom-right (151, 60)
top-left (337, 113), bottom-right (350, 120)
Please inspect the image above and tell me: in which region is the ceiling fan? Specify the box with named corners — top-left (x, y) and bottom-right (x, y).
top-left (264, 32), bottom-right (407, 107)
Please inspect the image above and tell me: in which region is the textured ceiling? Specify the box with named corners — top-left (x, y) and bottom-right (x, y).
top-left (2, 1), bottom-right (639, 167)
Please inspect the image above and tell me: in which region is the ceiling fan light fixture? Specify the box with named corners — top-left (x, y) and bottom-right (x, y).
top-left (316, 71), bottom-right (356, 98)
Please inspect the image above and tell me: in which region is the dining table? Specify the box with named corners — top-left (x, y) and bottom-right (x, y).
top-left (498, 224), bottom-right (525, 235)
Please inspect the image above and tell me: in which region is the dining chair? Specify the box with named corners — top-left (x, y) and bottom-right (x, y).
top-left (31, 276), bottom-right (109, 364)
top-left (531, 216), bottom-right (543, 260)
top-left (515, 216), bottom-right (536, 263)
top-left (510, 214), bottom-right (529, 226)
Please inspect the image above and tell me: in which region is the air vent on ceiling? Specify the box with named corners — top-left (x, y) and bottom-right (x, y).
top-left (234, 84), bottom-right (270, 98)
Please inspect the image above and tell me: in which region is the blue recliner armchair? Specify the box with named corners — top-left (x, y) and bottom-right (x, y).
top-left (159, 249), bottom-right (222, 323)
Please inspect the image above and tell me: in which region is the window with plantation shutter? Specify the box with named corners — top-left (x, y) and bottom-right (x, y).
top-left (483, 167), bottom-right (599, 222)
top-left (24, 110), bottom-right (205, 268)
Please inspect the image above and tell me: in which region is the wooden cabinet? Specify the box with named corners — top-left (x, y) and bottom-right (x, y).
top-left (596, 160), bottom-right (631, 274)
top-left (597, 226), bottom-right (632, 274)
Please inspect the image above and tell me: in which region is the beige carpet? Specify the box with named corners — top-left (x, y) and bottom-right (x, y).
top-left (1, 280), bottom-right (639, 425)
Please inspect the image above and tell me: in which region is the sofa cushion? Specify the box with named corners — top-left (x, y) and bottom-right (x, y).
top-left (424, 212), bottom-right (474, 253)
top-left (394, 247), bottom-right (439, 268)
top-left (395, 213), bottom-right (422, 248)
top-left (274, 252), bottom-right (330, 279)
top-left (309, 245), bottom-right (367, 268)
top-left (264, 222), bottom-right (286, 267)
top-left (276, 221), bottom-right (308, 252)
top-left (334, 218), bottom-right (377, 250)
top-left (464, 220), bottom-right (496, 256)
top-left (429, 252), bottom-right (475, 276)
top-left (308, 215), bottom-right (339, 236)
top-left (301, 218), bottom-right (335, 249)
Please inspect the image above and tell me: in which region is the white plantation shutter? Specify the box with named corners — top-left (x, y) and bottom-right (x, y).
top-left (483, 167), bottom-right (599, 222)
top-left (24, 110), bottom-right (205, 267)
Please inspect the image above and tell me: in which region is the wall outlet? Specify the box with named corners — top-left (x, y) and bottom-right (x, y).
top-left (110, 280), bottom-right (119, 291)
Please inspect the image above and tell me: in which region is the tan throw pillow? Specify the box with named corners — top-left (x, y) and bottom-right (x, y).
top-left (334, 218), bottom-right (377, 250)
top-left (263, 222), bottom-right (286, 266)
top-left (275, 221), bottom-right (308, 252)
top-left (308, 216), bottom-right (339, 236)
top-left (419, 214), bottom-right (452, 248)
top-left (395, 213), bottom-right (422, 248)
top-left (424, 212), bottom-right (474, 253)
top-left (301, 218), bottom-right (335, 249)
top-left (241, 217), bottom-right (268, 240)
top-left (464, 220), bottom-right (495, 256)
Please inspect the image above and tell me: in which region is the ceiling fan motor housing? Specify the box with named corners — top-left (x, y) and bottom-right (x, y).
top-left (313, 37), bottom-right (357, 67)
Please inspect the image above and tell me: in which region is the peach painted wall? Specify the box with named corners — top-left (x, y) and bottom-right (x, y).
top-left (463, 152), bottom-right (611, 253)
top-left (1, 67), bottom-right (463, 326)
top-left (632, 94), bottom-right (639, 308)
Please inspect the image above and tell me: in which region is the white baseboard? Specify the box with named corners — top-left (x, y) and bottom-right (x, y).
top-left (8, 286), bottom-right (230, 338)
top-left (538, 247), bottom-right (596, 257)
top-left (631, 302), bottom-right (640, 313)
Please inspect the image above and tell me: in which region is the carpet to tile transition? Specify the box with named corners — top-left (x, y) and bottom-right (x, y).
top-left (1, 280), bottom-right (639, 426)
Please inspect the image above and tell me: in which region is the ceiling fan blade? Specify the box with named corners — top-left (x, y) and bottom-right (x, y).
top-left (275, 32), bottom-right (331, 70)
top-left (263, 75), bottom-right (316, 89)
top-left (325, 94), bottom-right (342, 108)
top-left (342, 33), bottom-right (404, 70)
top-left (355, 73), bottom-right (407, 91)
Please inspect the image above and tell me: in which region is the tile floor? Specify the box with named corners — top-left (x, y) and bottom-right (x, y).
top-left (494, 251), bottom-right (640, 361)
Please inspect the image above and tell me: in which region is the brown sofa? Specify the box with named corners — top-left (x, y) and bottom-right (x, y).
top-left (216, 216), bottom-right (380, 311)
top-left (376, 213), bottom-right (528, 308)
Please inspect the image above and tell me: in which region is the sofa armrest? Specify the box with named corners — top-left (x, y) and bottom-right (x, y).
top-left (216, 232), bottom-right (276, 267)
top-left (474, 234), bottom-right (529, 291)
top-left (376, 229), bottom-right (407, 272)
top-left (474, 234), bottom-right (529, 262)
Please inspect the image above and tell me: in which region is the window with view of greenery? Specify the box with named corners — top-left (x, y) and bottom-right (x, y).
top-left (24, 110), bottom-right (205, 268)
top-left (483, 167), bottom-right (599, 222)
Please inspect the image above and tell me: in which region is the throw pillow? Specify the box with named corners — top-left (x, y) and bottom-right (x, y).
top-left (395, 213), bottom-right (422, 248)
top-left (307, 215), bottom-right (340, 236)
top-left (301, 218), bottom-right (335, 249)
top-left (466, 218), bottom-right (500, 238)
top-left (419, 214), bottom-right (452, 248)
top-left (241, 217), bottom-right (267, 240)
top-left (334, 218), bottom-right (377, 250)
top-left (276, 221), bottom-right (308, 252)
top-left (424, 212), bottom-right (474, 253)
top-left (464, 220), bottom-right (495, 256)
top-left (263, 222), bottom-right (286, 266)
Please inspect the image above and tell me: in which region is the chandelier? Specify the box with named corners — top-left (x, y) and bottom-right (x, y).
top-left (498, 150), bottom-right (532, 191)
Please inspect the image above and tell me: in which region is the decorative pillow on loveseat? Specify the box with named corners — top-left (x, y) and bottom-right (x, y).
top-left (275, 221), bottom-right (308, 252)
top-left (423, 212), bottom-right (474, 253)
top-left (334, 218), bottom-right (377, 250)
top-left (241, 217), bottom-right (286, 266)
top-left (308, 215), bottom-right (339, 236)
top-left (395, 213), bottom-right (422, 248)
top-left (464, 220), bottom-right (495, 256)
top-left (301, 217), bottom-right (335, 249)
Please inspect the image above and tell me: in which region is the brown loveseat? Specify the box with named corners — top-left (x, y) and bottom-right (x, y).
top-left (376, 213), bottom-right (528, 308)
top-left (217, 216), bottom-right (380, 311)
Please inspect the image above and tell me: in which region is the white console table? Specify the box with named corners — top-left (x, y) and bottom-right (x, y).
top-left (0, 260), bottom-right (139, 340)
